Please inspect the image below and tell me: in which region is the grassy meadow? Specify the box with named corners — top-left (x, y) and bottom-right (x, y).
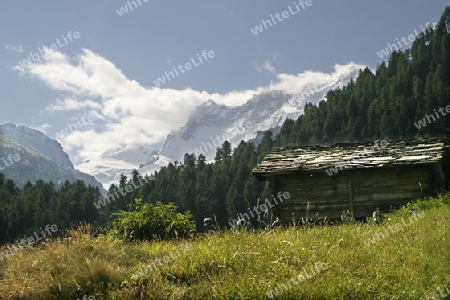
top-left (0, 194), bottom-right (449, 299)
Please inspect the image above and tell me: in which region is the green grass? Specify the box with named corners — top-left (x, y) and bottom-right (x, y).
top-left (1, 193), bottom-right (450, 299)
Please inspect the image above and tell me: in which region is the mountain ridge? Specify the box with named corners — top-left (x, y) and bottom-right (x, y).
top-left (0, 123), bottom-right (105, 192)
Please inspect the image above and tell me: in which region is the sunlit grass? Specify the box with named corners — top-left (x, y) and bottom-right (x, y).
top-left (1, 194), bottom-right (449, 299)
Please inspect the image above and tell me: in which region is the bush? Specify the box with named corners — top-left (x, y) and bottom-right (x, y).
top-left (399, 194), bottom-right (446, 215)
top-left (108, 199), bottom-right (196, 242)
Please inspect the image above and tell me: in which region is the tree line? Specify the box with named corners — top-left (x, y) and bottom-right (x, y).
top-left (0, 175), bottom-right (101, 244)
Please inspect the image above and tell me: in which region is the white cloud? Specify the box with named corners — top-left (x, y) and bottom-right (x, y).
top-left (13, 47), bottom-right (364, 164)
top-left (36, 123), bottom-right (52, 133)
top-left (254, 54), bottom-right (277, 74)
top-left (5, 45), bottom-right (24, 53)
top-left (270, 63), bottom-right (361, 94)
top-left (45, 98), bottom-right (102, 111)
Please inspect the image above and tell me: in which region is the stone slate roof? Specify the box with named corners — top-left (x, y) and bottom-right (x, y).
top-left (252, 138), bottom-right (449, 177)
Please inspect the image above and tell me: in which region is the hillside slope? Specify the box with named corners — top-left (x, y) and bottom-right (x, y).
top-left (0, 123), bottom-right (104, 192)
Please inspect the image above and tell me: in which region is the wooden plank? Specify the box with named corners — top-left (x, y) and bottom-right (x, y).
top-left (284, 190), bottom-right (349, 197)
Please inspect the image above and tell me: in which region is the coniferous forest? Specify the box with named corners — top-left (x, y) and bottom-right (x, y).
top-left (1, 8), bottom-right (449, 245)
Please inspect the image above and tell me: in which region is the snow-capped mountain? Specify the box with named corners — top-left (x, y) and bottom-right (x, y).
top-left (79, 65), bottom-right (362, 188)
top-left (78, 143), bottom-right (158, 188)
top-left (156, 92), bottom-right (293, 162)
top-left (138, 66), bottom-right (361, 176)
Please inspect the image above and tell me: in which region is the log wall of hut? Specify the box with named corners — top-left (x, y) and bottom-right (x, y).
top-left (268, 163), bottom-right (442, 222)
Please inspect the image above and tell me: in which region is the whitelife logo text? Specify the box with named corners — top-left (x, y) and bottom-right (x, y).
top-left (153, 50), bottom-right (215, 87)
top-left (15, 31), bottom-right (81, 70)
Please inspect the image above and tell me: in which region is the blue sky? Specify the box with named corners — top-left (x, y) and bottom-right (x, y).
top-left (0, 0), bottom-right (448, 165)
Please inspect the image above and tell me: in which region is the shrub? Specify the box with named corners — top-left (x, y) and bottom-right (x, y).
top-left (108, 199), bottom-right (196, 242)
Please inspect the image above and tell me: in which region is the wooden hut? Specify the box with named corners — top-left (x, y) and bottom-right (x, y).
top-left (252, 138), bottom-right (450, 222)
